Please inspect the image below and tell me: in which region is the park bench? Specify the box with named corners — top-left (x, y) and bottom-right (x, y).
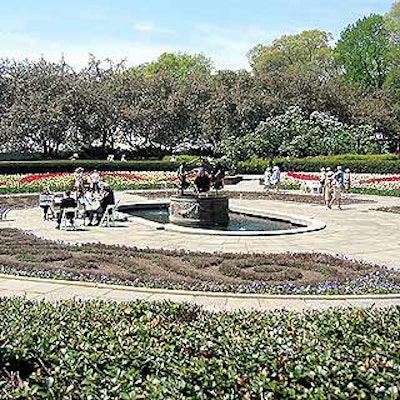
top-left (0, 206), bottom-right (10, 220)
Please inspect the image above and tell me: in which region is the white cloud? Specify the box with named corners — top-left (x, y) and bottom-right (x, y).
top-left (133, 20), bottom-right (175, 35)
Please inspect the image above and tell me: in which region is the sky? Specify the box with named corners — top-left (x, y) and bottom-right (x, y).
top-left (0, 0), bottom-right (394, 71)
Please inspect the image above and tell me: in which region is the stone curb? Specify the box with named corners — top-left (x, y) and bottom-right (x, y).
top-left (1, 273), bottom-right (400, 301)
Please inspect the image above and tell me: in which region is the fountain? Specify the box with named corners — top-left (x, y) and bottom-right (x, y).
top-left (119, 164), bottom-right (326, 236)
top-left (169, 194), bottom-right (229, 227)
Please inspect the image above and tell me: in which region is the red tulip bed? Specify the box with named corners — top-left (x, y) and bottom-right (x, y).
top-left (286, 171), bottom-right (400, 196)
top-left (0, 171), bottom-right (179, 193)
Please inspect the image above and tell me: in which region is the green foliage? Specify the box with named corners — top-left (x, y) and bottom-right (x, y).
top-left (132, 52), bottom-right (213, 79)
top-left (335, 14), bottom-right (392, 89)
top-left (237, 153), bottom-right (400, 174)
top-left (221, 107), bottom-right (377, 161)
top-left (1, 299), bottom-right (399, 398)
top-left (248, 29), bottom-right (334, 75)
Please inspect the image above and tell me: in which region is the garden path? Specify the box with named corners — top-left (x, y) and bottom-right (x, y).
top-left (0, 177), bottom-right (399, 310)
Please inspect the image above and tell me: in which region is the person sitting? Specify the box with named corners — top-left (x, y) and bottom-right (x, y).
top-left (194, 167), bottom-right (211, 193)
top-left (56, 191), bottom-right (78, 229)
top-left (211, 162), bottom-right (225, 191)
top-left (94, 186), bottom-right (115, 225)
top-left (39, 187), bottom-right (54, 220)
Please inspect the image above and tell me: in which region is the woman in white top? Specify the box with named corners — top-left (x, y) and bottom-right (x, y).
top-left (263, 167), bottom-right (272, 193)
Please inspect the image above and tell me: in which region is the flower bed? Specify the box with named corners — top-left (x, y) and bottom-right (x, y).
top-left (1, 298), bottom-right (399, 398)
top-left (284, 172), bottom-right (400, 196)
top-left (0, 171), bottom-right (179, 193)
top-left (0, 228), bottom-right (399, 296)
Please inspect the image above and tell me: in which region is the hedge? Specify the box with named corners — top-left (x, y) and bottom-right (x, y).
top-left (1, 154), bottom-right (400, 175)
top-left (1, 298), bottom-right (399, 399)
top-left (237, 154), bottom-right (400, 174)
top-left (0, 160), bottom-right (180, 175)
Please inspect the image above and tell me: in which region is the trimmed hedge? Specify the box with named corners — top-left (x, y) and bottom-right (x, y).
top-left (0, 160), bottom-right (180, 174)
top-left (1, 299), bottom-right (399, 398)
top-left (1, 154), bottom-right (400, 175)
top-left (238, 154), bottom-right (400, 174)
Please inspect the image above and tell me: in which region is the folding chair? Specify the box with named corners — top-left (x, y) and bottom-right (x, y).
top-left (100, 200), bottom-right (120, 227)
top-left (60, 207), bottom-right (79, 230)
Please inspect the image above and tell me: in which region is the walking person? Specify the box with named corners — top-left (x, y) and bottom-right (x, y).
top-left (324, 171), bottom-right (334, 208)
top-left (344, 168), bottom-right (351, 192)
top-left (335, 166), bottom-right (345, 190)
top-left (319, 167), bottom-right (326, 196)
top-left (263, 167), bottom-right (272, 193)
top-left (271, 165), bottom-right (281, 193)
top-left (329, 178), bottom-right (342, 210)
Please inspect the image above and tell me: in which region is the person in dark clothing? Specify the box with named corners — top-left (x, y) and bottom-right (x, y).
top-left (56, 191), bottom-right (77, 229)
top-left (177, 161), bottom-right (190, 195)
top-left (94, 186), bottom-right (115, 225)
top-left (211, 162), bottom-right (225, 190)
top-left (194, 167), bottom-right (211, 193)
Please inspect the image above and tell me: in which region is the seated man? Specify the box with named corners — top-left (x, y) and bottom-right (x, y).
top-left (194, 167), bottom-right (211, 193)
top-left (56, 191), bottom-right (78, 229)
top-left (211, 162), bottom-right (225, 190)
top-left (94, 186), bottom-right (115, 225)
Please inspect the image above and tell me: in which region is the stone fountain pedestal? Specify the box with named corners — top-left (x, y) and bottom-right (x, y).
top-left (169, 194), bottom-right (229, 227)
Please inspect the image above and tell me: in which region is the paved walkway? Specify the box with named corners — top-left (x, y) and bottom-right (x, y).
top-left (0, 178), bottom-right (399, 310)
top-left (1, 274), bottom-right (400, 311)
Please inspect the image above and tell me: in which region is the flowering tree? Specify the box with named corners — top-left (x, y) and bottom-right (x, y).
top-left (221, 106), bottom-right (376, 161)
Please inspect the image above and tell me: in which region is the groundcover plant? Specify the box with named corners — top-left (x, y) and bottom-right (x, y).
top-left (0, 299), bottom-right (399, 399)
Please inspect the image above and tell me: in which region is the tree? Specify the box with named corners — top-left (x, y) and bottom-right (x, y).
top-left (335, 14), bottom-right (391, 89)
top-left (131, 52), bottom-right (213, 80)
top-left (248, 30), bottom-right (334, 76)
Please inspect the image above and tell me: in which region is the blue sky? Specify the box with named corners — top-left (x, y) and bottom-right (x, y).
top-left (0, 0), bottom-right (393, 70)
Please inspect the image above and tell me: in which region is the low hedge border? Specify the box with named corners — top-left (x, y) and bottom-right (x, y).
top-left (1, 298), bottom-right (399, 398)
top-left (238, 154), bottom-right (400, 174)
top-left (1, 154), bottom-right (399, 175)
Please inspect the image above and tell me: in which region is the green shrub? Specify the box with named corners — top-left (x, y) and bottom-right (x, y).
top-left (1, 299), bottom-right (399, 399)
top-left (237, 154), bottom-right (400, 174)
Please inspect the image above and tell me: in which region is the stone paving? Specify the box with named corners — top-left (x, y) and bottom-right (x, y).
top-left (0, 177), bottom-right (399, 310)
top-left (1, 274), bottom-right (399, 311)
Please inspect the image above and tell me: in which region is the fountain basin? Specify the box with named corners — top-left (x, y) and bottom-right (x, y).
top-left (119, 202), bottom-right (325, 236)
top-left (169, 194), bottom-right (229, 227)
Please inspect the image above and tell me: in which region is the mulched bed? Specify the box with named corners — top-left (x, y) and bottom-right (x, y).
top-left (374, 206), bottom-right (400, 215)
top-left (0, 228), bottom-right (398, 294)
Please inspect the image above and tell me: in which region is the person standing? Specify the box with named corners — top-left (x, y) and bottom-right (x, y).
top-left (90, 170), bottom-right (101, 193)
top-left (329, 178), bottom-right (342, 209)
top-left (263, 167), bottom-right (272, 193)
top-left (324, 171), bottom-right (334, 208)
top-left (39, 187), bottom-right (54, 220)
top-left (319, 167), bottom-right (326, 196)
top-left (177, 161), bottom-right (189, 195)
top-left (271, 165), bottom-right (281, 192)
top-left (335, 166), bottom-right (345, 189)
top-left (344, 168), bottom-right (351, 192)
